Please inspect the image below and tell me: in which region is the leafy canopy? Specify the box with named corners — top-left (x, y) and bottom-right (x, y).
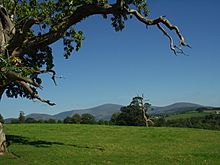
top-left (111, 96), bottom-right (152, 126)
top-left (0, 0), bottom-right (189, 105)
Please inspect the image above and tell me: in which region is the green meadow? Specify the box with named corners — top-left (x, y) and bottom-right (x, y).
top-left (1, 124), bottom-right (220, 165)
top-left (165, 111), bottom-right (213, 120)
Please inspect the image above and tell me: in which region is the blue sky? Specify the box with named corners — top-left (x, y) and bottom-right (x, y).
top-left (1, 0), bottom-right (220, 118)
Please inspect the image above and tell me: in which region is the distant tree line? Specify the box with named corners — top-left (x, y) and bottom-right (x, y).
top-left (1, 112), bottom-right (110, 125)
top-left (63, 113), bottom-right (96, 124)
top-left (1, 96), bottom-right (219, 131)
top-left (153, 114), bottom-right (220, 130)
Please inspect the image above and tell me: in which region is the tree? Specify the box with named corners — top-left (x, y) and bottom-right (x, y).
top-left (18, 111), bottom-right (25, 123)
top-left (112, 96), bottom-right (153, 126)
top-left (63, 116), bottom-right (73, 124)
top-left (25, 117), bottom-right (37, 123)
top-left (0, 122), bottom-right (7, 154)
top-left (0, 0), bottom-right (189, 154)
top-left (0, 114), bottom-right (6, 155)
top-left (0, 114), bottom-right (4, 123)
top-left (110, 112), bottom-right (120, 125)
top-left (72, 113), bottom-right (81, 124)
top-left (10, 118), bottom-right (19, 124)
top-left (81, 113), bottom-right (96, 124)
top-left (130, 96), bottom-right (153, 127)
top-left (47, 118), bottom-right (56, 124)
top-left (0, 0), bottom-right (189, 106)
top-left (57, 120), bottom-right (62, 124)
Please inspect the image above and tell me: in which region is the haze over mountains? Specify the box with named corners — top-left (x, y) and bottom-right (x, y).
top-left (23, 102), bottom-right (206, 121)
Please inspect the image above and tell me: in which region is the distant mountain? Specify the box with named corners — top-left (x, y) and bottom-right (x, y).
top-left (15, 102), bottom-right (207, 122)
top-left (150, 102), bottom-right (204, 115)
top-left (26, 104), bottom-right (123, 121)
top-left (25, 113), bottom-right (53, 120)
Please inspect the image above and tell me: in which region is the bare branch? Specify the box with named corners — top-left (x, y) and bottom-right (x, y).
top-left (0, 87), bottom-right (5, 100)
top-left (157, 23), bottom-right (177, 54)
top-left (18, 81), bottom-right (55, 106)
top-left (34, 69), bottom-right (58, 86)
top-left (124, 8), bottom-right (190, 54)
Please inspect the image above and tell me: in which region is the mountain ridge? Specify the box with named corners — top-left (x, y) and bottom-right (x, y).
top-left (5, 102), bottom-right (209, 123)
top-left (150, 102), bottom-right (204, 115)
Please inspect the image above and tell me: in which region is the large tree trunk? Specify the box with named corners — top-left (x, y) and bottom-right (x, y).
top-left (0, 122), bottom-right (7, 155)
top-left (0, 5), bottom-right (14, 154)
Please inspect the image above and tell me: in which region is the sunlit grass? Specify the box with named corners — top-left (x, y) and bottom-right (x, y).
top-left (1, 124), bottom-right (220, 165)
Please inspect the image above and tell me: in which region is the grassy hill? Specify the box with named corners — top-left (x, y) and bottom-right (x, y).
top-left (165, 111), bottom-right (213, 120)
top-left (1, 124), bottom-right (220, 165)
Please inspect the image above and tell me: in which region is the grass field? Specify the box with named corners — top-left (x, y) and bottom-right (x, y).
top-left (1, 124), bottom-right (220, 165)
top-left (165, 111), bottom-right (212, 120)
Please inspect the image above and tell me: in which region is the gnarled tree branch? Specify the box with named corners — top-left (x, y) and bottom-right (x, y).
top-left (124, 8), bottom-right (190, 54)
top-left (21, 2), bottom-right (189, 55)
top-left (17, 80), bottom-right (55, 106)
top-left (0, 1), bottom-right (189, 106)
top-left (23, 3), bottom-right (117, 53)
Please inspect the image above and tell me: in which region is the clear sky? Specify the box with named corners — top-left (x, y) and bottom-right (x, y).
top-left (1, 0), bottom-right (220, 118)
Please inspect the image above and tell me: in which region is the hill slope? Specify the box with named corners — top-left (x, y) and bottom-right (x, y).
top-left (150, 102), bottom-right (204, 115)
top-left (27, 103), bottom-right (122, 120)
top-left (53, 103), bottom-right (122, 120)
top-left (22, 102), bottom-right (206, 121)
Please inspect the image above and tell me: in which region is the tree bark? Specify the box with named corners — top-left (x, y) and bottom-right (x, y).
top-left (0, 5), bottom-right (13, 155)
top-left (139, 96), bottom-right (154, 127)
top-left (0, 122), bottom-right (7, 155)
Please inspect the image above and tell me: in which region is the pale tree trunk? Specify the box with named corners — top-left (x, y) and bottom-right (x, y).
top-left (142, 108), bottom-right (149, 127)
top-left (0, 122), bottom-right (7, 155)
top-left (140, 96), bottom-right (154, 127)
top-left (0, 5), bottom-right (14, 154)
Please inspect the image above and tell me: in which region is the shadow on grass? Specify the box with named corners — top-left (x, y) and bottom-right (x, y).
top-left (6, 135), bottom-right (105, 151)
top-left (6, 135), bottom-right (64, 148)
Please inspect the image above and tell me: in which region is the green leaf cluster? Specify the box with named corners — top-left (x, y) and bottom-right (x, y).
top-left (63, 28), bottom-right (85, 59)
top-left (111, 0), bottom-right (149, 31)
top-left (0, 0), bottom-right (150, 101)
top-left (111, 96), bottom-right (151, 126)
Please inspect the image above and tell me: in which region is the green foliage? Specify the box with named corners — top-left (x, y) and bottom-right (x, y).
top-left (154, 114), bottom-right (220, 130)
top-left (25, 117), bottom-right (37, 123)
top-left (0, 47), bottom-right (53, 99)
top-left (116, 105), bottom-right (145, 126)
top-left (47, 118), bottom-right (56, 123)
top-left (71, 113), bottom-right (81, 124)
top-left (110, 112), bottom-right (120, 124)
top-left (0, 55), bottom-right (33, 79)
top-left (10, 118), bottom-right (19, 124)
top-left (3, 0), bottom-right (149, 59)
top-left (63, 113), bottom-right (82, 124)
top-left (18, 111), bottom-right (25, 123)
top-left (3, 0), bottom-right (88, 60)
top-left (0, 0), bottom-right (151, 102)
top-left (111, 0), bottom-right (149, 31)
top-left (81, 113), bottom-right (96, 124)
top-left (97, 119), bottom-right (109, 125)
top-left (165, 111), bottom-right (212, 120)
top-left (1, 124), bottom-right (220, 164)
top-left (63, 116), bottom-right (73, 124)
top-left (112, 96), bottom-right (151, 126)
top-left (63, 28), bottom-right (85, 59)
